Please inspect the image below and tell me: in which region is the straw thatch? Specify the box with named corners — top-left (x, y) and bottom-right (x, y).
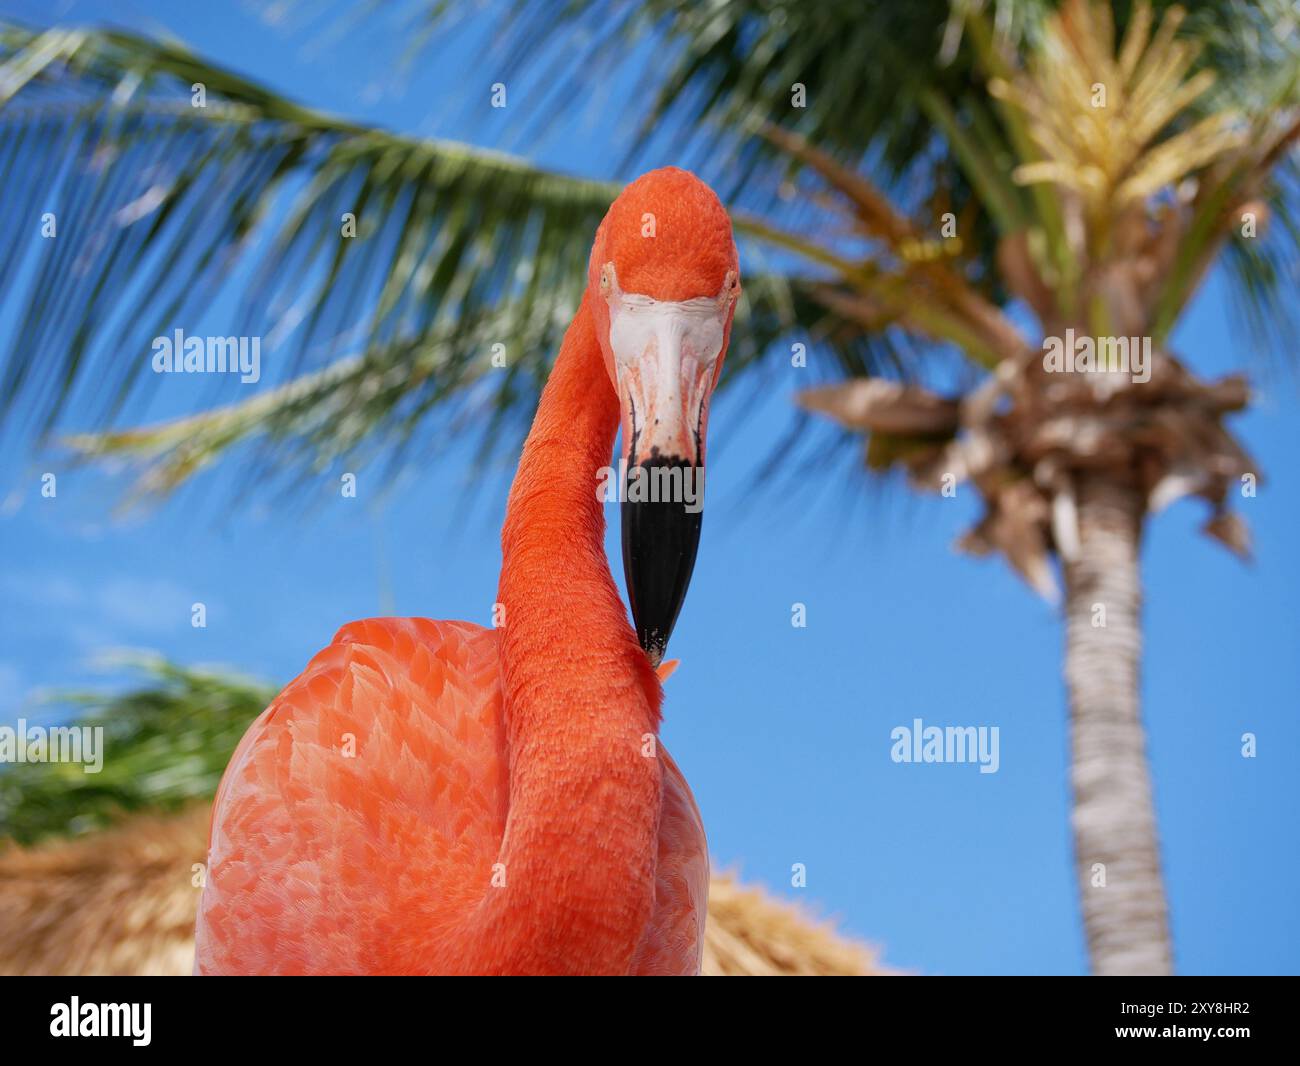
top-left (702, 875), bottom-right (885, 977)
top-left (0, 805), bottom-right (887, 976)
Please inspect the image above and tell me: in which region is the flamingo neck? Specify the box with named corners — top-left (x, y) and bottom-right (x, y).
top-left (465, 291), bottom-right (663, 974)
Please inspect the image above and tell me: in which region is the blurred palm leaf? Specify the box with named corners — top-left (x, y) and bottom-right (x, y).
top-left (0, 656), bottom-right (274, 846)
top-left (453, 0), bottom-right (1298, 350)
top-left (0, 22), bottom-right (882, 497)
top-left (993, 3), bottom-right (1245, 213)
top-left (65, 271), bottom-right (881, 501)
top-left (0, 25), bottom-right (611, 442)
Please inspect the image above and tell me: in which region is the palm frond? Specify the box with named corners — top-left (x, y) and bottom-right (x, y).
top-left (434, 0), bottom-right (1296, 355)
top-left (0, 655), bottom-right (274, 846)
top-left (0, 23), bottom-right (893, 497)
top-left (0, 25), bottom-right (615, 445)
top-left (63, 269), bottom-right (877, 501)
top-left (992, 1), bottom-right (1246, 227)
top-left (419, 0), bottom-right (1047, 319)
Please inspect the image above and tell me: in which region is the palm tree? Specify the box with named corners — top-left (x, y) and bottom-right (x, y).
top-left (0, 1), bottom-right (1296, 975)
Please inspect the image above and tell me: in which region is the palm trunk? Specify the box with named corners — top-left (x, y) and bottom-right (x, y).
top-left (1062, 471), bottom-right (1173, 975)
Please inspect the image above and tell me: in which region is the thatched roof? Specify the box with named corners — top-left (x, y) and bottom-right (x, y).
top-left (0, 805), bottom-right (887, 976)
top-left (702, 875), bottom-right (885, 976)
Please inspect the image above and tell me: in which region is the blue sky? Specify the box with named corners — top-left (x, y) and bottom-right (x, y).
top-left (2, 0), bottom-right (1297, 975)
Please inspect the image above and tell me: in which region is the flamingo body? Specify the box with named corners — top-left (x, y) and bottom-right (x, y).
top-left (195, 617), bottom-right (707, 974)
top-left (196, 167), bottom-right (738, 975)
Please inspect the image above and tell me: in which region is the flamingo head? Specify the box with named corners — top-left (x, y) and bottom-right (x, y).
top-left (588, 167), bottom-right (740, 667)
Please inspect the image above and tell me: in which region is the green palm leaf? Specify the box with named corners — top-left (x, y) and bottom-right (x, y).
top-left (0, 26), bottom-right (615, 435)
top-left (0, 22), bottom-right (882, 494)
top-left (431, 0), bottom-right (1298, 356)
top-left (0, 655), bottom-right (275, 846)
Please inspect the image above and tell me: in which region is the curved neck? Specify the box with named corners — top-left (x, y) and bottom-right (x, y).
top-left (457, 292), bottom-right (663, 974)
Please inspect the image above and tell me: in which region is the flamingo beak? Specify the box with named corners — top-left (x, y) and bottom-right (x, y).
top-left (607, 282), bottom-right (731, 667)
top-left (621, 452), bottom-right (703, 669)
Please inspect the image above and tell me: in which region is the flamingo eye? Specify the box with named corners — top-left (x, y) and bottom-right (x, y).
top-left (600, 263), bottom-right (614, 295)
top-left (722, 270), bottom-right (740, 303)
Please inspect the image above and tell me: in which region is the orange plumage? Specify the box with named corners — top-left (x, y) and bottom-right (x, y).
top-left (195, 168), bottom-right (738, 975)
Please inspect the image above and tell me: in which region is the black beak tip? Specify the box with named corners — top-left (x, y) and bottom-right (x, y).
top-left (620, 456), bottom-right (705, 668)
top-left (641, 634), bottom-right (667, 670)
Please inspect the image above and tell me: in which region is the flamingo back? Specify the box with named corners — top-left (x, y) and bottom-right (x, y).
top-left (194, 616), bottom-right (706, 974)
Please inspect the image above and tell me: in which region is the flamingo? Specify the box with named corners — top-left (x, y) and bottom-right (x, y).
top-left (194, 168), bottom-right (740, 975)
